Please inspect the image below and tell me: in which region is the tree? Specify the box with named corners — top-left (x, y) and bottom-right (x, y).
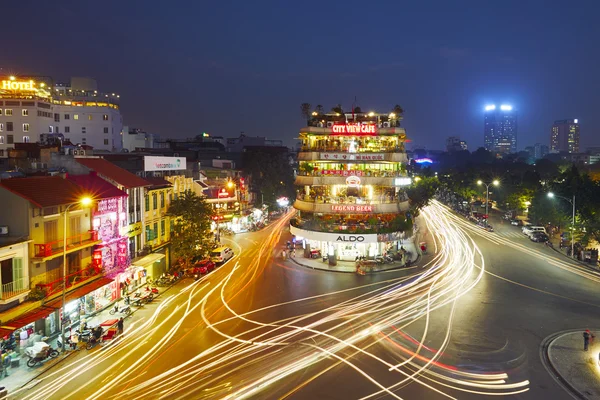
top-left (300, 103), bottom-right (312, 121)
top-left (315, 104), bottom-right (324, 114)
top-left (331, 104), bottom-right (344, 114)
top-left (167, 190), bottom-right (214, 269)
top-left (242, 148), bottom-right (295, 206)
top-left (407, 177), bottom-right (439, 214)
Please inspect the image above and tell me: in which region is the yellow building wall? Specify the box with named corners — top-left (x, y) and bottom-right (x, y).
top-left (143, 187), bottom-right (172, 250)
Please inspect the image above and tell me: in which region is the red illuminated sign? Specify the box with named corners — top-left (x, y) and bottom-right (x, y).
top-left (331, 123), bottom-right (377, 135)
top-left (331, 205), bottom-right (373, 212)
top-left (218, 188), bottom-right (232, 198)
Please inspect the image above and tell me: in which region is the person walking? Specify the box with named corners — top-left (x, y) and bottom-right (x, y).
top-left (584, 329), bottom-right (592, 351)
top-left (117, 318), bottom-right (124, 336)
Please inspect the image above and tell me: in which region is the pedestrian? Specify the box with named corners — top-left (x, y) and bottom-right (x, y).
top-left (292, 249), bottom-right (296, 258)
top-left (117, 317), bottom-right (124, 336)
top-left (584, 329), bottom-right (592, 351)
top-left (282, 249), bottom-right (286, 260)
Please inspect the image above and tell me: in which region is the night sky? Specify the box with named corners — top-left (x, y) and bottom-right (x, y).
top-left (2, 1), bottom-right (599, 150)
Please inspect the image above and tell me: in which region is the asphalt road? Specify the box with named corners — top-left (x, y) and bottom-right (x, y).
top-left (14, 203), bottom-right (600, 400)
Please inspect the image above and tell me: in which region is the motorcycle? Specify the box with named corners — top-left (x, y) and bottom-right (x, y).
top-left (109, 301), bottom-right (131, 316)
top-left (26, 342), bottom-right (59, 367)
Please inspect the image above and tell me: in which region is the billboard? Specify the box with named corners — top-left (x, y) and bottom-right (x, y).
top-left (144, 156), bottom-right (187, 172)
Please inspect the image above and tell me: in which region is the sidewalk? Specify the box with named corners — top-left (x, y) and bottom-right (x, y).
top-left (548, 236), bottom-right (600, 271)
top-left (0, 284), bottom-right (175, 395)
top-left (543, 329), bottom-right (600, 399)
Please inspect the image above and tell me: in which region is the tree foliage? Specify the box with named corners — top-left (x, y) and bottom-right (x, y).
top-left (167, 190), bottom-right (214, 268)
top-left (242, 148), bottom-right (295, 206)
top-left (407, 177), bottom-right (439, 214)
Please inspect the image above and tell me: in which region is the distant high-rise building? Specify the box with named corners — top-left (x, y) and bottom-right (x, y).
top-left (534, 143), bottom-right (549, 159)
top-left (484, 105), bottom-right (517, 155)
top-left (446, 136), bottom-right (468, 152)
top-left (551, 119), bottom-right (580, 153)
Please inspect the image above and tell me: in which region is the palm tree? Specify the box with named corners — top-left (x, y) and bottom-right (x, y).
top-left (315, 104), bottom-right (324, 114)
top-left (392, 104), bottom-right (404, 115)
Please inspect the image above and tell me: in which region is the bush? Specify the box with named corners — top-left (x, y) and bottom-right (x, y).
top-left (28, 287), bottom-right (47, 301)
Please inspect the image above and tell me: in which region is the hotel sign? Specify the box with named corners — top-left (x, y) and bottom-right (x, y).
top-left (144, 156), bottom-right (187, 172)
top-left (330, 205), bottom-right (373, 213)
top-left (1, 80), bottom-right (37, 91)
top-left (320, 153), bottom-right (385, 161)
top-left (331, 123), bottom-right (377, 135)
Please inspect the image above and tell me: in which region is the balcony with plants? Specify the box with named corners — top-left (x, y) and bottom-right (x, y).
top-left (33, 230), bottom-right (100, 259)
top-left (291, 214), bottom-right (413, 235)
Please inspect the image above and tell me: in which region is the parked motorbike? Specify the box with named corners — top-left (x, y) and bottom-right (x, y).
top-left (26, 342), bottom-right (59, 367)
top-left (109, 302), bottom-right (131, 316)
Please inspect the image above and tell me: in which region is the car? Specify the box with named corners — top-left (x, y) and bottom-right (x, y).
top-left (210, 247), bottom-right (234, 263)
top-left (526, 227), bottom-right (547, 238)
top-left (510, 219), bottom-right (521, 226)
top-left (530, 232), bottom-right (549, 242)
top-left (194, 259), bottom-right (215, 274)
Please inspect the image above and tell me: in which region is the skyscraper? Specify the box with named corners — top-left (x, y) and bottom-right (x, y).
top-left (551, 119), bottom-right (579, 153)
top-left (483, 105), bottom-right (517, 155)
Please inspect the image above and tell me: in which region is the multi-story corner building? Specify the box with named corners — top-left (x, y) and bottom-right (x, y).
top-left (291, 109), bottom-right (412, 262)
top-left (446, 136), bottom-right (468, 152)
top-left (551, 119), bottom-right (580, 153)
top-left (484, 105), bottom-right (517, 155)
top-left (142, 177), bottom-right (172, 275)
top-left (0, 75), bottom-right (122, 158)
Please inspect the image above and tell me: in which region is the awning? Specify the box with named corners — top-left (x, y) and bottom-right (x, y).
top-left (194, 180), bottom-right (209, 188)
top-left (131, 253), bottom-right (165, 267)
top-left (45, 277), bottom-right (114, 309)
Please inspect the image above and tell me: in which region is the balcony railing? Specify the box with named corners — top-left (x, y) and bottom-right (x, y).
top-left (34, 230), bottom-right (99, 258)
top-left (291, 218), bottom-right (412, 235)
top-left (36, 265), bottom-right (103, 297)
top-left (0, 278), bottom-right (29, 300)
top-left (296, 193), bottom-right (409, 204)
top-left (300, 146), bottom-right (404, 153)
top-left (297, 170), bottom-right (404, 177)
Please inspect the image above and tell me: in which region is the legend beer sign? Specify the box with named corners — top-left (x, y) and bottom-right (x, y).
top-left (331, 123), bottom-right (377, 135)
top-left (1, 79), bottom-right (37, 91)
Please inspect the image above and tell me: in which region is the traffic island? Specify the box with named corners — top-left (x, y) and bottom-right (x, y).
top-left (541, 329), bottom-right (600, 399)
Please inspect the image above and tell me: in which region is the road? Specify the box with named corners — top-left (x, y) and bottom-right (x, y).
top-left (13, 201), bottom-right (600, 399)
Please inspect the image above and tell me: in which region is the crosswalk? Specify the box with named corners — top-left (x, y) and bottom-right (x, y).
top-left (495, 231), bottom-right (526, 239)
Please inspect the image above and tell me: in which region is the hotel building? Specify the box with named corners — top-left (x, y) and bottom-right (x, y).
top-left (0, 75), bottom-right (122, 158)
top-left (291, 109), bottom-right (412, 263)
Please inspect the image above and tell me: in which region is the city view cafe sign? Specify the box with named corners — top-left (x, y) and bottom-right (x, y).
top-left (331, 123), bottom-right (377, 135)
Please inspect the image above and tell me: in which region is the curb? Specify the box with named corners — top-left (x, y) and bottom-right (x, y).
top-left (540, 329), bottom-right (589, 400)
top-left (289, 256), bottom-right (420, 275)
top-left (13, 281), bottom-right (178, 393)
top-left (549, 245), bottom-right (599, 272)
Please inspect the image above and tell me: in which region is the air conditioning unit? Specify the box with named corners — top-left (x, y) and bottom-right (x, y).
top-left (0, 226), bottom-right (8, 236)
top-left (317, 122), bottom-right (324, 128)
top-left (326, 121), bottom-right (334, 128)
top-left (383, 122), bottom-right (390, 128)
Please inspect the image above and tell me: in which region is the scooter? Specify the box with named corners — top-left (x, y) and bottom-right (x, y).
top-left (109, 302), bottom-right (131, 316)
top-left (26, 343), bottom-right (59, 367)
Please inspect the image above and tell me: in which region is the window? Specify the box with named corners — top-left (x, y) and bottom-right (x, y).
top-left (0, 109), bottom-right (2, 115)
top-left (103, 114), bottom-right (108, 121)
top-left (0, 123), bottom-right (3, 132)
top-left (23, 123), bottom-right (30, 132)
top-left (161, 220), bottom-right (165, 236)
top-left (64, 126), bottom-right (70, 133)
top-left (64, 114), bottom-right (70, 120)
top-left (103, 127), bottom-right (109, 134)
top-left (160, 192), bottom-right (165, 208)
top-left (0, 150), bottom-right (3, 157)
top-left (5, 109), bottom-right (12, 116)
top-left (23, 136), bottom-right (30, 143)
top-left (152, 193), bottom-right (157, 209)
top-left (54, 113), bottom-right (60, 122)
top-left (145, 195), bottom-right (149, 212)
top-left (104, 139), bottom-right (109, 145)
top-left (74, 114), bottom-right (79, 120)
top-left (44, 220), bottom-right (58, 242)
top-left (82, 127), bottom-right (86, 133)
top-left (88, 115), bottom-right (93, 121)
top-left (82, 138), bottom-right (87, 144)
top-left (6, 122), bottom-right (13, 132)
top-left (22, 109), bottom-right (29, 117)
top-left (153, 222), bottom-right (158, 239)
top-left (0, 136), bottom-right (3, 144)
top-left (7, 135), bottom-right (13, 144)
top-left (145, 225), bottom-right (152, 241)
top-left (49, 126), bottom-right (54, 133)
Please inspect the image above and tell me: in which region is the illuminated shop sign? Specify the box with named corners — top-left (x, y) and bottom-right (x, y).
top-left (218, 188), bottom-right (233, 198)
top-left (394, 177), bottom-right (412, 186)
top-left (1, 79), bottom-right (37, 91)
top-left (331, 123), bottom-right (377, 135)
top-left (97, 198), bottom-right (119, 213)
top-left (144, 156), bottom-right (187, 172)
top-left (320, 153), bottom-right (385, 161)
top-left (330, 204), bottom-right (373, 212)
top-left (414, 158), bottom-right (433, 164)
top-left (336, 235), bottom-right (365, 242)
top-left (345, 176), bottom-right (361, 187)
top-left (321, 170), bottom-right (364, 177)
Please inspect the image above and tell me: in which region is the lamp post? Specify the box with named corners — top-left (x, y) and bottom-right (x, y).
top-left (477, 180), bottom-right (499, 224)
top-left (61, 197), bottom-right (92, 353)
top-left (548, 192), bottom-right (576, 259)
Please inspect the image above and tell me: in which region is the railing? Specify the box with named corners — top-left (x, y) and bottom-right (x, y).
top-left (36, 265), bottom-right (103, 297)
top-left (0, 278), bottom-right (29, 300)
top-left (300, 146), bottom-right (404, 153)
top-left (296, 194), bottom-right (409, 205)
top-left (291, 218), bottom-right (412, 235)
top-left (34, 230), bottom-right (99, 258)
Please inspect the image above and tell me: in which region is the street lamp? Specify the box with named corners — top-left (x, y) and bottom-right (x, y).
top-left (548, 192), bottom-right (576, 259)
top-left (476, 180), bottom-right (499, 224)
top-left (61, 196), bottom-right (92, 353)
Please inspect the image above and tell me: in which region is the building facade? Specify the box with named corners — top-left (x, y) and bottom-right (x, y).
top-left (292, 109), bottom-right (412, 262)
top-left (0, 75), bottom-right (122, 158)
top-left (484, 105), bottom-right (517, 155)
top-left (551, 119), bottom-right (580, 153)
top-left (446, 136), bottom-right (468, 152)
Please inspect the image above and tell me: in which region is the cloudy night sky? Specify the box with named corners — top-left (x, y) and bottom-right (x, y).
top-left (3, 0), bottom-right (599, 150)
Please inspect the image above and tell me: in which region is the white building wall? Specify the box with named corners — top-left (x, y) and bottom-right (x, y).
top-left (54, 105), bottom-right (122, 151)
top-left (0, 100), bottom-right (54, 157)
